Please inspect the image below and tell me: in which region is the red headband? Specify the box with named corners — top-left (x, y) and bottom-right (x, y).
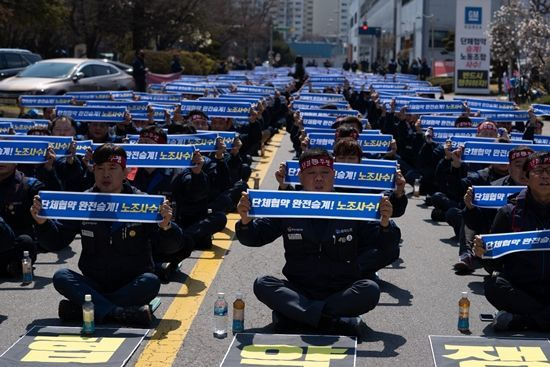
top-left (508, 149), bottom-right (533, 162)
top-left (140, 131), bottom-right (167, 144)
top-left (527, 156), bottom-right (550, 171)
top-left (477, 122), bottom-right (497, 132)
top-left (299, 156), bottom-right (334, 172)
top-left (108, 154), bottom-right (127, 169)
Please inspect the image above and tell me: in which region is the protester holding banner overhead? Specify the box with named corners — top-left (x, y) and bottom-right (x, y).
top-left (523, 108), bottom-right (544, 142)
top-left (30, 144), bottom-right (183, 326)
top-left (454, 146), bottom-right (533, 273)
top-left (128, 126), bottom-right (195, 280)
top-left (417, 116), bottom-right (472, 196)
top-left (0, 162), bottom-right (45, 278)
top-left (332, 137), bottom-right (408, 219)
top-left (430, 122), bottom-right (502, 223)
top-left (49, 116), bottom-right (89, 192)
top-left (16, 129), bottom-right (62, 191)
top-left (236, 148), bottom-right (401, 336)
top-left (441, 140), bottom-right (510, 238)
top-left (473, 151), bottom-right (550, 331)
top-left (171, 148), bottom-right (229, 250)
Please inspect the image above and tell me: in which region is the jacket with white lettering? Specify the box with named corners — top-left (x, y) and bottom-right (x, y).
top-left (236, 217), bottom-right (401, 297)
top-left (35, 183), bottom-right (183, 291)
top-left (488, 189), bottom-right (550, 294)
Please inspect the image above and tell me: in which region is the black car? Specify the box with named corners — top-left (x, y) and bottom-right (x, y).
top-left (0, 49), bottom-right (41, 80)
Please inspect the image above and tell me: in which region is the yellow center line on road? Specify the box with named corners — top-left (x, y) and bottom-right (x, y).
top-left (135, 130), bottom-right (286, 367)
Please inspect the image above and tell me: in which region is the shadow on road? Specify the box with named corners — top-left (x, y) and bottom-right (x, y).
top-left (467, 280), bottom-right (485, 295)
top-left (377, 280), bottom-right (413, 307)
top-left (357, 327), bottom-right (407, 353)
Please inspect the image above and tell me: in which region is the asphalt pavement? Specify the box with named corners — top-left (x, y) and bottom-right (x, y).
top-left (1, 120), bottom-right (549, 367)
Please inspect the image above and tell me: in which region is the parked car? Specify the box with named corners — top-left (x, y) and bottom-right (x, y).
top-left (0, 58), bottom-right (135, 105)
top-left (0, 48), bottom-right (41, 80)
top-left (101, 59), bottom-right (133, 75)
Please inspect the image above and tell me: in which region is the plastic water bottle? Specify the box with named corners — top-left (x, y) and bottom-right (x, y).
top-left (458, 291), bottom-right (470, 332)
top-left (82, 294), bottom-right (95, 335)
top-left (232, 292), bottom-right (245, 334)
top-left (21, 251), bottom-right (33, 284)
top-left (214, 292), bottom-right (228, 338)
top-left (413, 178), bottom-right (420, 197)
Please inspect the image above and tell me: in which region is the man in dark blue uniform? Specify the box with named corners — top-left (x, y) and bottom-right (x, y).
top-left (30, 144), bottom-right (183, 326)
top-left (235, 148), bottom-right (401, 336)
top-left (474, 151), bottom-right (550, 331)
top-left (0, 163), bottom-right (44, 277)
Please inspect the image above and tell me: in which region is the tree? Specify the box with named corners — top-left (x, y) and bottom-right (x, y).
top-left (0, 0), bottom-right (69, 57)
top-left (488, 0), bottom-right (550, 90)
top-left (68, 0), bottom-right (130, 58)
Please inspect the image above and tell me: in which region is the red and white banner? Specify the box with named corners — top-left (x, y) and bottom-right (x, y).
top-left (433, 61), bottom-right (455, 77)
top-left (146, 72), bottom-right (182, 85)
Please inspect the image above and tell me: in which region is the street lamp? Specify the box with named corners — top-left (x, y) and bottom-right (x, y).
top-left (420, 13), bottom-right (434, 54)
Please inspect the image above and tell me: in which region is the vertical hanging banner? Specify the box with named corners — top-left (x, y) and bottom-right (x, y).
top-left (454, 0), bottom-right (491, 94)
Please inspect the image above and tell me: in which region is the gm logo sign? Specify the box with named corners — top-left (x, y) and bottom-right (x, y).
top-left (465, 7), bottom-right (482, 24)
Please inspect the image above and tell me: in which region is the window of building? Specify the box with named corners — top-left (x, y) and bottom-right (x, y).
top-left (429, 30), bottom-right (450, 48)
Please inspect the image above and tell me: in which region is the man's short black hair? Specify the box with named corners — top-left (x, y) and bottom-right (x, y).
top-left (331, 116), bottom-right (363, 132)
top-left (93, 143), bottom-right (126, 165)
top-left (299, 148), bottom-right (332, 164)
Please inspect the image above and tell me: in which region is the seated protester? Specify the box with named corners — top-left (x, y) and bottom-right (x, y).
top-left (265, 91), bottom-right (288, 130)
top-left (171, 150), bottom-right (228, 250)
top-left (82, 121), bottom-right (113, 144)
top-left (332, 138), bottom-right (407, 218)
top-left (0, 163), bottom-right (44, 277)
top-left (210, 117), bottom-right (252, 184)
top-left (523, 108), bottom-right (544, 142)
top-left (16, 127), bottom-right (63, 191)
top-left (455, 146), bottom-right (533, 273)
top-left (129, 126), bottom-right (195, 280)
top-left (390, 109), bottom-right (425, 184)
top-left (30, 144), bottom-right (183, 326)
top-left (165, 105), bottom-right (187, 134)
top-left (49, 116), bottom-right (88, 191)
top-left (473, 152), bottom-right (550, 331)
top-left (430, 121), bottom-right (501, 222)
top-left (287, 110), bottom-right (305, 159)
top-left (442, 139), bottom-right (510, 237)
top-left (113, 115), bottom-right (139, 138)
top-left (292, 130), bottom-right (406, 217)
top-left (235, 149), bottom-right (401, 336)
top-left (207, 136), bottom-right (249, 210)
top-left (242, 107), bottom-right (265, 157)
top-left (417, 116), bottom-right (473, 196)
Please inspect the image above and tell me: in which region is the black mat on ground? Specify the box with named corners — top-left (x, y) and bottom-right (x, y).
top-left (429, 335), bottom-right (550, 367)
top-left (220, 333), bottom-right (357, 367)
top-left (0, 325), bottom-right (148, 367)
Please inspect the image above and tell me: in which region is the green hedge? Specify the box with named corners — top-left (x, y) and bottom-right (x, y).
top-left (427, 76), bottom-right (454, 93)
top-left (122, 50), bottom-right (218, 75)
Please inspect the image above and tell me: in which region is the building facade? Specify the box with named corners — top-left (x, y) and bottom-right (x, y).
top-left (347, 0), bottom-right (505, 69)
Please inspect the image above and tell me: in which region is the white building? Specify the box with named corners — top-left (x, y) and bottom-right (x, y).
top-left (271, 0), bottom-right (350, 43)
top-left (347, 0), bottom-right (505, 66)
